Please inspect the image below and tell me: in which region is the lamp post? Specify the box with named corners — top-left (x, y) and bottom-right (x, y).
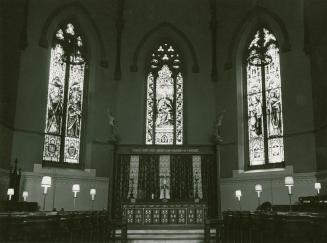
top-left (72, 184), bottom-right (80, 210)
top-left (7, 188), bottom-right (14, 201)
top-left (235, 190), bottom-right (242, 211)
top-left (90, 188), bottom-right (96, 211)
top-left (284, 176), bottom-right (294, 212)
top-left (314, 182), bottom-right (321, 196)
top-left (255, 184), bottom-right (262, 208)
top-left (41, 176), bottom-right (52, 211)
top-left (22, 191), bottom-right (28, 201)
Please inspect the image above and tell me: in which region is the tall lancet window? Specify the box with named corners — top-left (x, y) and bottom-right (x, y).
top-left (246, 27), bottom-right (284, 167)
top-left (145, 43), bottom-right (183, 145)
top-left (43, 23), bottom-right (87, 164)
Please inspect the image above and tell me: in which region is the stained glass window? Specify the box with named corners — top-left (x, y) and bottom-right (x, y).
top-left (145, 43), bottom-right (183, 145)
top-left (246, 27), bottom-right (284, 167)
top-left (43, 23), bottom-right (87, 164)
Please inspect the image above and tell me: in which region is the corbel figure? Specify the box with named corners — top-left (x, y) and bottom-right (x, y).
top-left (107, 108), bottom-right (119, 142)
top-left (213, 110), bottom-right (225, 143)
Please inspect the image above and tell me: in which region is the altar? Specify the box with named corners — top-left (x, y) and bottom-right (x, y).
top-left (123, 202), bottom-right (207, 225)
top-left (111, 145), bottom-right (218, 221)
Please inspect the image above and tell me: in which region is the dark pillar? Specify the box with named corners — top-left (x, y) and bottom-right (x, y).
top-left (209, 0), bottom-right (218, 82)
top-left (107, 141), bottom-right (116, 217)
top-left (113, 0), bottom-right (125, 80)
top-left (215, 141), bottom-right (222, 220)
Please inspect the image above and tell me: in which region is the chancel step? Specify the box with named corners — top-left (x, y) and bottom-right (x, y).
top-left (114, 228), bottom-right (216, 242)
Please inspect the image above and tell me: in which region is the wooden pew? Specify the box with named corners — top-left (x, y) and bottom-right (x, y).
top-left (221, 211), bottom-right (327, 243)
top-left (0, 211), bottom-right (111, 242)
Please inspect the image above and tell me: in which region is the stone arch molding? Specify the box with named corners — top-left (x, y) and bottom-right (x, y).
top-left (130, 22), bottom-right (200, 73)
top-left (232, 6), bottom-right (290, 171)
top-left (225, 6), bottom-right (291, 70)
top-left (39, 1), bottom-right (108, 68)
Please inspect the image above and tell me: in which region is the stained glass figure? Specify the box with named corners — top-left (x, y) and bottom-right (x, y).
top-left (246, 28), bottom-right (284, 166)
top-left (145, 43), bottom-right (183, 145)
top-left (43, 22), bottom-right (87, 164)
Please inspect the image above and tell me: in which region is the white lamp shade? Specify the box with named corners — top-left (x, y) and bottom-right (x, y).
top-left (315, 182), bottom-right (321, 190)
top-left (255, 184), bottom-right (262, 192)
top-left (284, 176), bottom-right (294, 186)
top-left (72, 184), bottom-right (80, 192)
top-left (7, 188), bottom-right (14, 196)
top-left (41, 176), bottom-right (52, 187)
top-left (22, 191), bottom-right (28, 197)
top-left (235, 190), bottom-right (242, 198)
top-left (90, 189), bottom-right (96, 195)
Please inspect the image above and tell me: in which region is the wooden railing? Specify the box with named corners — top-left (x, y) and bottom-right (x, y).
top-left (0, 201), bottom-right (38, 212)
top-left (0, 211), bottom-right (116, 242)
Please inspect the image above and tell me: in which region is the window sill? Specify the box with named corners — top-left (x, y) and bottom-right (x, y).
top-left (246, 162), bottom-right (285, 171)
top-left (232, 165), bottom-right (294, 180)
top-left (243, 167), bottom-right (285, 173)
top-left (42, 161), bottom-right (83, 170)
top-left (32, 164), bottom-right (97, 177)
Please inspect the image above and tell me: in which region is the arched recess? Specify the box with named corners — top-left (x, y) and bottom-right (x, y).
top-left (39, 1), bottom-right (108, 68)
top-left (39, 2), bottom-right (107, 169)
top-left (130, 22), bottom-right (199, 73)
top-left (233, 6), bottom-right (290, 171)
top-left (225, 6), bottom-right (290, 70)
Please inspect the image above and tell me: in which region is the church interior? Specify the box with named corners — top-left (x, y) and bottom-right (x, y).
top-left (1, 0), bottom-right (327, 242)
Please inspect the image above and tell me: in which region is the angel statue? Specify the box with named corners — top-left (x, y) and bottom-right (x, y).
top-left (107, 108), bottom-right (119, 142)
top-left (213, 110), bottom-right (225, 143)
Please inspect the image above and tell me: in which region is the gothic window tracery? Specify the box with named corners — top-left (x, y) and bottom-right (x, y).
top-left (43, 22), bottom-right (87, 164)
top-left (145, 43), bottom-right (183, 145)
top-left (246, 27), bottom-right (284, 167)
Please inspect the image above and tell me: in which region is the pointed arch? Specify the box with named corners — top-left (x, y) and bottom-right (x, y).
top-left (130, 22), bottom-right (199, 73)
top-left (39, 1), bottom-right (108, 67)
top-left (225, 6), bottom-right (290, 70)
top-left (232, 7), bottom-right (289, 170)
top-left (145, 42), bottom-right (184, 145)
top-left (43, 22), bottom-right (88, 165)
top-left (244, 27), bottom-right (285, 168)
